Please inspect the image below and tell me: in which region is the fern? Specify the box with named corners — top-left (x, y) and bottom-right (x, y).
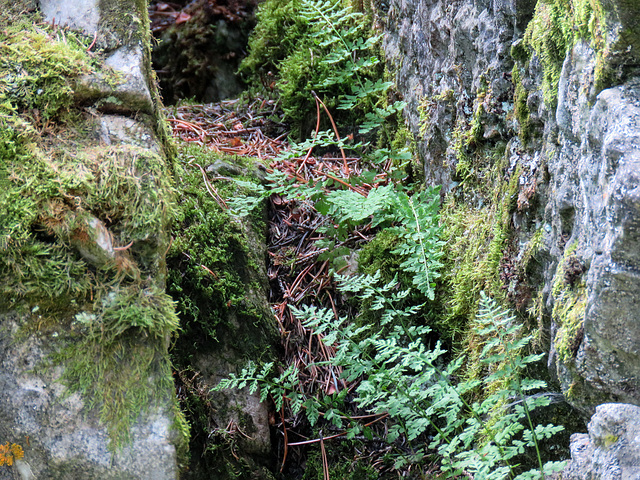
top-left (214, 278), bottom-right (565, 478)
top-left (389, 187), bottom-right (444, 300)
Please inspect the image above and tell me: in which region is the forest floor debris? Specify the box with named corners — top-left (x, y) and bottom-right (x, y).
top-left (165, 98), bottom-right (409, 477)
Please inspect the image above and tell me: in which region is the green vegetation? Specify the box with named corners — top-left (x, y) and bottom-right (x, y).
top-left (166, 144), bottom-right (278, 476)
top-left (551, 243), bottom-right (587, 364)
top-left (517, 0), bottom-right (608, 108)
top-left (216, 277), bottom-right (565, 478)
top-left (0, 16), bottom-right (184, 451)
top-left (241, 0), bottom-right (403, 140)
top-left (55, 285), bottom-right (180, 447)
top-left (167, 144), bottom-right (276, 356)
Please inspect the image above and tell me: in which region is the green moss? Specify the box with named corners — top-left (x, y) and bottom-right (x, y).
top-left (436, 145), bottom-right (517, 345)
top-left (98, 0), bottom-right (149, 50)
top-left (520, 0), bottom-right (608, 108)
top-left (167, 144), bottom-right (277, 478)
top-left (167, 146), bottom-right (274, 354)
top-left (55, 286), bottom-right (181, 450)
top-left (0, 19), bottom-right (183, 451)
top-left (551, 243), bottom-right (587, 363)
top-left (0, 25), bottom-right (92, 118)
top-left (512, 65), bottom-right (532, 143)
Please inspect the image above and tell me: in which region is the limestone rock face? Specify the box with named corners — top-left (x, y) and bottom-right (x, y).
top-left (383, 0), bottom-right (640, 417)
top-left (383, 0), bottom-right (529, 188)
top-left (562, 404), bottom-right (640, 480)
top-left (548, 43), bottom-right (640, 411)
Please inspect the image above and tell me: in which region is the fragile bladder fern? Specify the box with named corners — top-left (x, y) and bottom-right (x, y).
top-left (215, 277), bottom-right (565, 478)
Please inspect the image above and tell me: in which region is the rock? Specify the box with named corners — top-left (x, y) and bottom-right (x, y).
top-left (38, 0), bottom-right (100, 35)
top-left (75, 46), bottom-right (154, 114)
top-left (382, 0), bottom-right (640, 417)
top-left (0, 317), bottom-right (179, 480)
top-left (0, 2), bottom-right (183, 479)
top-left (68, 212), bottom-right (116, 268)
top-left (562, 403), bottom-right (640, 480)
top-left (546, 39), bottom-right (640, 411)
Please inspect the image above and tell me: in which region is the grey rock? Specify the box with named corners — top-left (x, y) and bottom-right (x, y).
top-left (382, 0), bottom-right (640, 417)
top-left (68, 212), bottom-right (116, 268)
top-left (75, 46), bottom-right (154, 114)
top-left (38, 0), bottom-right (100, 35)
top-left (99, 115), bottom-right (160, 153)
top-left (0, 2), bottom-right (182, 479)
top-left (383, 0), bottom-right (523, 189)
top-left (562, 404), bottom-right (640, 480)
top-left (547, 40), bottom-right (640, 410)
top-left (0, 318), bottom-right (178, 480)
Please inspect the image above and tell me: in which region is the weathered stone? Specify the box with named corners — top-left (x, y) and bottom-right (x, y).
top-left (383, 0), bottom-right (526, 188)
top-left (98, 115), bottom-right (161, 153)
top-left (0, 317), bottom-right (178, 480)
top-left (562, 404), bottom-right (640, 480)
top-left (75, 46), bottom-right (154, 114)
top-left (383, 0), bottom-right (640, 418)
top-left (0, 2), bottom-right (182, 479)
top-left (38, 0), bottom-right (100, 35)
top-left (546, 38), bottom-right (640, 411)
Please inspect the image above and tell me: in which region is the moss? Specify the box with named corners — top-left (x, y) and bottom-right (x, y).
top-left (167, 144), bottom-right (277, 478)
top-left (512, 65), bottom-right (532, 144)
top-left (551, 243), bottom-right (587, 363)
top-left (0, 19), bottom-right (183, 451)
top-left (301, 447), bottom-right (379, 480)
top-left (98, 0), bottom-right (149, 50)
top-left (435, 143), bottom-right (519, 356)
top-left (167, 145), bottom-right (274, 356)
top-left (520, 0), bottom-right (608, 108)
top-left (54, 285), bottom-right (181, 450)
top-left (0, 25), bottom-right (92, 118)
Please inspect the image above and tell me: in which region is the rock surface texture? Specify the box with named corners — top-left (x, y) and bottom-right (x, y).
top-left (382, 0), bottom-right (640, 475)
top-left (0, 0), bottom-right (183, 478)
top-left (562, 404), bottom-right (640, 480)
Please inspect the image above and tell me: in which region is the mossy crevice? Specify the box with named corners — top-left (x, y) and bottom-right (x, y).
top-left (167, 143), bottom-right (278, 478)
top-left (551, 243), bottom-right (587, 365)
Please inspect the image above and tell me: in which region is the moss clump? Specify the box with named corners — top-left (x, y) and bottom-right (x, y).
top-left (551, 244), bottom-right (587, 363)
top-left (0, 24), bottom-right (92, 118)
top-left (167, 144), bottom-right (277, 478)
top-left (167, 145), bottom-right (274, 355)
top-left (239, 0), bottom-right (387, 138)
top-left (1, 18), bottom-right (183, 451)
top-left (519, 0), bottom-right (608, 108)
top-left (512, 65), bottom-right (532, 144)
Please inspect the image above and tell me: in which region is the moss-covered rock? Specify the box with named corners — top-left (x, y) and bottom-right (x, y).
top-left (0, 3), bottom-right (185, 478)
top-left (167, 144), bottom-right (278, 479)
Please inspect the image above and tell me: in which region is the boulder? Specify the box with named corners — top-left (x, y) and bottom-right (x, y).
top-left (562, 404), bottom-right (640, 480)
